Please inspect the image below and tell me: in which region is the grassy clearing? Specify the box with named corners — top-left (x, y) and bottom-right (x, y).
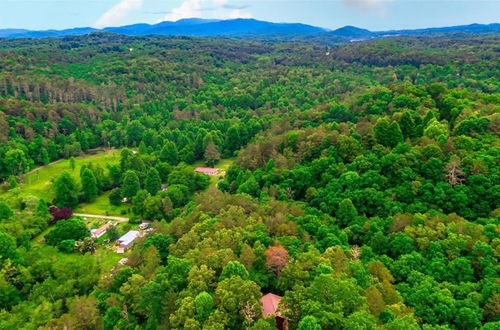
top-left (26, 243), bottom-right (122, 274)
top-left (75, 190), bottom-right (132, 217)
top-left (191, 158), bottom-right (234, 188)
top-left (1, 148), bottom-right (121, 202)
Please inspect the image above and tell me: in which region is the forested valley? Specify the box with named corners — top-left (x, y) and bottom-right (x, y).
top-left (0, 33), bottom-right (498, 329)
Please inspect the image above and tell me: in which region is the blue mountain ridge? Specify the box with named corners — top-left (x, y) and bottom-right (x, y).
top-left (0, 19), bottom-right (498, 39)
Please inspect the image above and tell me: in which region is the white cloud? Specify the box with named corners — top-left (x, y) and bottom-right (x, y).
top-left (94, 0), bottom-right (144, 28)
top-left (228, 9), bottom-right (252, 19)
top-left (162, 0), bottom-right (202, 22)
top-left (343, 0), bottom-right (395, 15)
top-left (160, 0), bottom-right (252, 22)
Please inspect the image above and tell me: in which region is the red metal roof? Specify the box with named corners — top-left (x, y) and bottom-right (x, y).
top-left (261, 293), bottom-right (282, 317)
top-left (92, 222), bottom-right (111, 236)
top-left (194, 167), bottom-right (218, 174)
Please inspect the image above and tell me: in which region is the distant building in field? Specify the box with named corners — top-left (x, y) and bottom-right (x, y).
top-left (117, 230), bottom-right (140, 250)
top-left (261, 293), bottom-right (288, 330)
top-left (90, 222), bottom-right (112, 238)
top-left (194, 167), bottom-right (219, 175)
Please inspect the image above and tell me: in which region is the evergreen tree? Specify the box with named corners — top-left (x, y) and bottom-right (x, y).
top-left (35, 198), bottom-right (50, 217)
top-left (81, 168), bottom-right (98, 201)
top-left (145, 168), bottom-right (161, 196)
top-left (336, 199), bottom-right (358, 227)
top-left (374, 118), bottom-right (403, 148)
top-left (399, 111), bottom-right (417, 139)
top-left (204, 143), bottom-right (221, 167)
top-left (109, 188), bottom-right (122, 206)
top-left (53, 171), bottom-right (79, 207)
top-left (122, 171), bottom-right (140, 200)
top-left (160, 141), bottom-right (179, 165)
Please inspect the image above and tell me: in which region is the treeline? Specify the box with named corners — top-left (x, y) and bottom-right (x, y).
top-left (1, 34), bottom-right (499, 181)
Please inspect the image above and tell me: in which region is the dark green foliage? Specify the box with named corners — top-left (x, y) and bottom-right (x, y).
top-left (57, 239), bottom-right (75, 253)
top-left (106, 225), bottom-right (119, 240)
top-left (144, 168), bottom-right (161, 196)
top-left (160, 141), bottom-right (179, 166)
top-left (7, 176), bottom-right (18, 189)
top-left (374, 118), bottom-right (404, 148)
top-left (0, 230), bottom-right (17, 263)
top-left (53, 171), bottom-right (79, 207)
top-left (0, 200), bottom-right (13, 220)
top-left (0, 33), bottom-right (498, 329)
top-left (109, 188), bottom-right (122, 206)
top-left (81, 168), bottom-right (98, 201)
top-left (336, 199), bottom-right (358, 226)
top-left (45, 218), bottom-right (89, 246)
top-left (143, 233), bottom-right (173, 261)
top-left (122, 170), bottom-right (140, 200)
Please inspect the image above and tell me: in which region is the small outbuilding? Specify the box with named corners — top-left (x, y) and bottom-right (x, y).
top-left (261, 293), bottom-right (289, 330)
top-left (194, 167), bottom-right (219, 175)
top-left (91, 222), bottom-right (112, 238)
top-left (117, 230), bottom-right (140, 250)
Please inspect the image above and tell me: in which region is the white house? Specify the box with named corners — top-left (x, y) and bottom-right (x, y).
top-left (117, 230), bottom-right (140, 250)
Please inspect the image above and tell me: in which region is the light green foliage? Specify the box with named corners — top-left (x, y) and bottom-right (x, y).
top-left (219, 261), bottom-right (250, 281)
top-left (298, 316), bottom-right (322, 330)
top-left (194, 291), bottom-right (215, 323)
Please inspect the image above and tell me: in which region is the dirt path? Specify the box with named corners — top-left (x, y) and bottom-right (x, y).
top-left (73, 213), bottom-right (129, 223)
top-left (25, 148), bottom-right (115, 176)
top-left (25, 159), bottom-right (63, 175)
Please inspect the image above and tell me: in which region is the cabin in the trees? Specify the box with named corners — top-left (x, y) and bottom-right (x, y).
top-left (117, 230), bottom-right (140, 250)
top-left (90, 222), bottom-right (112, 238)
top-left (194, 167), bottom-right (219, 175)
top-left (261, 293), bottom-right (288, 330)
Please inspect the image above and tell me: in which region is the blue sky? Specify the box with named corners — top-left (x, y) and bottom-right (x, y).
top-left (0, 0), bottom-right (499, 31)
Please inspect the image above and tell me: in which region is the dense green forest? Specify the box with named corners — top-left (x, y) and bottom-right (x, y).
top-left (0, 33), bottom-right (498, 329)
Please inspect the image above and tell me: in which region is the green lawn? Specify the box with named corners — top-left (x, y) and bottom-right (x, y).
top-left (1, 148), bottom-right (122, 202)
top-left (75, 190), bottom-right (132, 217)
top-left (191, 158), bottom-right (234, 188)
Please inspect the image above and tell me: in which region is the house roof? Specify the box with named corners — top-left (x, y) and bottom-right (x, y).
top-left (261, 293), bottom-right (282, 318)
top-left (118, 230), bottom-right (140, 246)
top-left (91, 222), bottom-right (111, 236)
top-left (194, 167), bottom-right (218, 174)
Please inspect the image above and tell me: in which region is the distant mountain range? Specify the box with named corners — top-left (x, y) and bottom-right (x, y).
top-left (0, 18), bottom-right (498, 40)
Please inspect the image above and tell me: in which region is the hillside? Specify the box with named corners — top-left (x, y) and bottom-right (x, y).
top-left (0, 34), bottom-right (498, 329)
top-left (1, 19), bottom-right (499, 40)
